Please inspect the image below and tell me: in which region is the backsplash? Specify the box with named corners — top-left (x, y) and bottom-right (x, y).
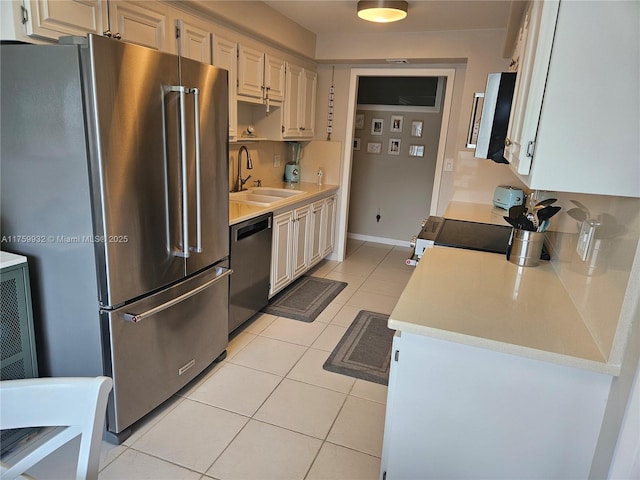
top-left (228, 140), bottom-right (342, 192)
top-left (443, 149), bottom-right (640, 362)
top-left (544, 192), bottom-right (640, 361)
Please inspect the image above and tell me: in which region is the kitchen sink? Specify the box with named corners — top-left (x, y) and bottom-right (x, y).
top-left (230, 187), bottom-right (306, 206)
top-left (249, 187), bottom-right (306, 198)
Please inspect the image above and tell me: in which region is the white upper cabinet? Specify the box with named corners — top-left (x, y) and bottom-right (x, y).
top-left (237, 45), bottom-right (285, 107)
top-left (212, 35), bottom-right (238, 140)
top-left (22, 0), bottom-right (104, 40)
top-left (505, 0), bottom-right (639, 197)
top-left (107, 1), bottom-right (173, 53)
top-left (264, 54), bottom-right (285, 105)
top-left (301, 68), bottom-right (317, 137)
top-left (176, 19), bottom-right (211, 64)
top-left (237, 45), bottom-right (264, 103)
top-left (283, 62), bottom-right (316, 139)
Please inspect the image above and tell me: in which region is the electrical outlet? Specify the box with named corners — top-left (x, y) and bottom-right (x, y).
top-left (273, 154), bottom-right (281, 167)
top-left (444, 158), bottom-right (454, 172)
top-left (576, 220), bottom-right (597, 261)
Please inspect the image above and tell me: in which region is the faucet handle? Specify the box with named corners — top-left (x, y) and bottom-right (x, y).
top-left (253, 179), bottom-right (262, 187)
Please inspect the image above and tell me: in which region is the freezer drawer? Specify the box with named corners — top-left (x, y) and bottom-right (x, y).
top-left (102, 264), bottom-right (230, 439)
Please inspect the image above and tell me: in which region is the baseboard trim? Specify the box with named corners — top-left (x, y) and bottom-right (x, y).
top-left (347, 233), bottom-right (411, 248)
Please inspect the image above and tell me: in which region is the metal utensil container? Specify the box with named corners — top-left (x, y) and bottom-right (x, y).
top-left (509, 229), bottom-right (545, 267)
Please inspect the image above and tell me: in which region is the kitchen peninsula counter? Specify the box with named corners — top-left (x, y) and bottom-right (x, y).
top-left (382, 202), bottom-right (618, 479)
top-left (390, 200), bottom-right (618, 375)
top-left (389, 245), bottom-right (615, 374)
top-left (229, 182), bottom-right (338, 225)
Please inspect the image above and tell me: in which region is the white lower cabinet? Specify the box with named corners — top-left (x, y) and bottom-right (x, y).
top-left (291, 205), bottom-right (311, 279)
top-left (321, 195), bottom-right (336, 257)
top-left (380, 331), bottom-right (613, 479)
top-left (269, 194), bottom-right (336, 297)
top-left (270, 211), bottom-right (293, 296)
top-left (308, 200), bottom-right (324, 266)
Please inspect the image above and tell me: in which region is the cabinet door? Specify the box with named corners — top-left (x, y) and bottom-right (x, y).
top-left (23, 0), bottom-right (104, 40)
top-left (109, 1), bottom-right (172, 52)
top-left (504, 0), bottom-right (559, 175)
top-left (292, 205), bottom-right (311, 278)
top-left (264, 54), bottom-right (285, 104)
top-left (213, 35), bottom-right (238, 140)
top-left (308, 200), bottom-right (324, 267)
top-left (301, 68), bottom-right (317, 137)
top-left (238, 45), bottom-right (264, 104)
top-left (176, 19), bottom-right (211, 64)
top-left (270, 211), bottom-right (293, 296)
top-left (283, 63), bottom-right (303, 137)
top-left (322, 196), bottom-right (336, 257)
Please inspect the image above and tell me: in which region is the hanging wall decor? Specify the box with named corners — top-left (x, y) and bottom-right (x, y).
top-left (389, 139), bottom-right (401, 155)
top-left (411, 120), bottom-right (423, 137)
top-left (390, 115), bottom-right (403, 132)
top-left (371, 118), bottom-right (384, 135)
top-left (327, 66), bottom-right (335, 140)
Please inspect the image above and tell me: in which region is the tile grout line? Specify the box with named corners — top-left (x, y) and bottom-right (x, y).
top-left (100, 242), bottom-right (395, 478)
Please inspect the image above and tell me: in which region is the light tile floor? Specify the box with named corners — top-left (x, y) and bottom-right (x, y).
top-left (24, 240), bottom-right (415, 480)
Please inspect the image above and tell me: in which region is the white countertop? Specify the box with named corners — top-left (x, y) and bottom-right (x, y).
top-left (229, 182), bottom-right (338, 225)
top-left (390, 201), bottom-right (618, 376)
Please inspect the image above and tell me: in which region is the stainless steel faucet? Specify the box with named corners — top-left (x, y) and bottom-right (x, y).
top-left (233, 145), bottom-right (253, 192)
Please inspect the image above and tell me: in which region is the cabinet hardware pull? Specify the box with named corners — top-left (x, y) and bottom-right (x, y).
top-left (123, 268), bottom-right (232, 323)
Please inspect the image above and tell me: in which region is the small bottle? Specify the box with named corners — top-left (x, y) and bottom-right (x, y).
top-left (317, 168), bottom-right (323, 186)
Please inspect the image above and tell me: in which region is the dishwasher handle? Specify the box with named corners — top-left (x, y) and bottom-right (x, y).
top-left (233, 215), bottom-right (272, 242)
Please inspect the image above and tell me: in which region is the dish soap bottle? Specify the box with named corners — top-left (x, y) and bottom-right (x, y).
top-left (317, 168), bottom-right (323, 186)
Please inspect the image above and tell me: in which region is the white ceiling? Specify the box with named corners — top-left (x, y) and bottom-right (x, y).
top-left (263, 1), bottom-right (515, 35)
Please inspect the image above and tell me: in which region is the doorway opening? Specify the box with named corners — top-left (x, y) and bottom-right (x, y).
top-left (335, 68), bottom-right (456, 261)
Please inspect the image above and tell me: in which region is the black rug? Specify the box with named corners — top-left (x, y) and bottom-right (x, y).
top-left (323, 310), bottom-right (394, 385)
top-left (262, 276), bottom-right (347, 322)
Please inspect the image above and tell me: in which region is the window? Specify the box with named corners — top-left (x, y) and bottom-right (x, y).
top-left (357, 76), bottom-right (444, 112)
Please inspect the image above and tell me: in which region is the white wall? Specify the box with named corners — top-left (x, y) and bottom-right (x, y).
top-left (312, 28), bottom-right (521, 254)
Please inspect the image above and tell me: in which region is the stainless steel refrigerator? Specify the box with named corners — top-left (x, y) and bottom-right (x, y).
top-left (0, 35), bottom-right (230, 442)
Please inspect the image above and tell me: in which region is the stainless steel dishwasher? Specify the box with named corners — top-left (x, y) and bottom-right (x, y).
top-left (229, 213), bottom-right (273, 333)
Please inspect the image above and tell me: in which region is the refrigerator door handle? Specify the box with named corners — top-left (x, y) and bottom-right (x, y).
top-left (191, 87), bottom-right (202, 254)
top-left (166, 85), bottom-right (190, 258)
top-left (122, 267), bottom-right (233, 323)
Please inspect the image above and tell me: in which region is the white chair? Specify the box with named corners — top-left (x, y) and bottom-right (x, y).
top-left (0, 376), bottom-right (112, 480)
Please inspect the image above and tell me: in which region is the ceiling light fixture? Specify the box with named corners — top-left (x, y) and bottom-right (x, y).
top-left (357, 1), bottom-right (408, 23)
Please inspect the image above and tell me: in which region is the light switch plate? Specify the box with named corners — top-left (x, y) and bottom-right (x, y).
top-left (444, 158), bottom-right (454, 171)
top-left (273, 154), bottom-right (281, 167)
top-left (576, 220), bottom-right (596, 261)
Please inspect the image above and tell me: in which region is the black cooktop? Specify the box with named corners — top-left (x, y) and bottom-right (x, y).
top-left (436, 219), bottom-right (512, 254)
top-left (422, 217), bottom-right (549, 259)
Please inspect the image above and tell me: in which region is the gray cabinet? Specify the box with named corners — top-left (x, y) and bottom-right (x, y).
top-left (1, 252), bottom-right (38, 453)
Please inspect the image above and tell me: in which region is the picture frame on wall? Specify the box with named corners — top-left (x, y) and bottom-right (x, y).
top-left (391, 115), bottom-right (403, 132)
top-left (411, 120), bottom-right (423, 137)
top-left (409, 145), bottom-right (425, 157)
top-left (389, 139), bottom-right (401, 155)
top-left (354, 138), bottom-right (361, 150)
top-left (367, 142), bottom-right (382, 154)
top-left (355, 113), bottom-right (364, 129)
top-left (371, 118), bottom-right (383, 135)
